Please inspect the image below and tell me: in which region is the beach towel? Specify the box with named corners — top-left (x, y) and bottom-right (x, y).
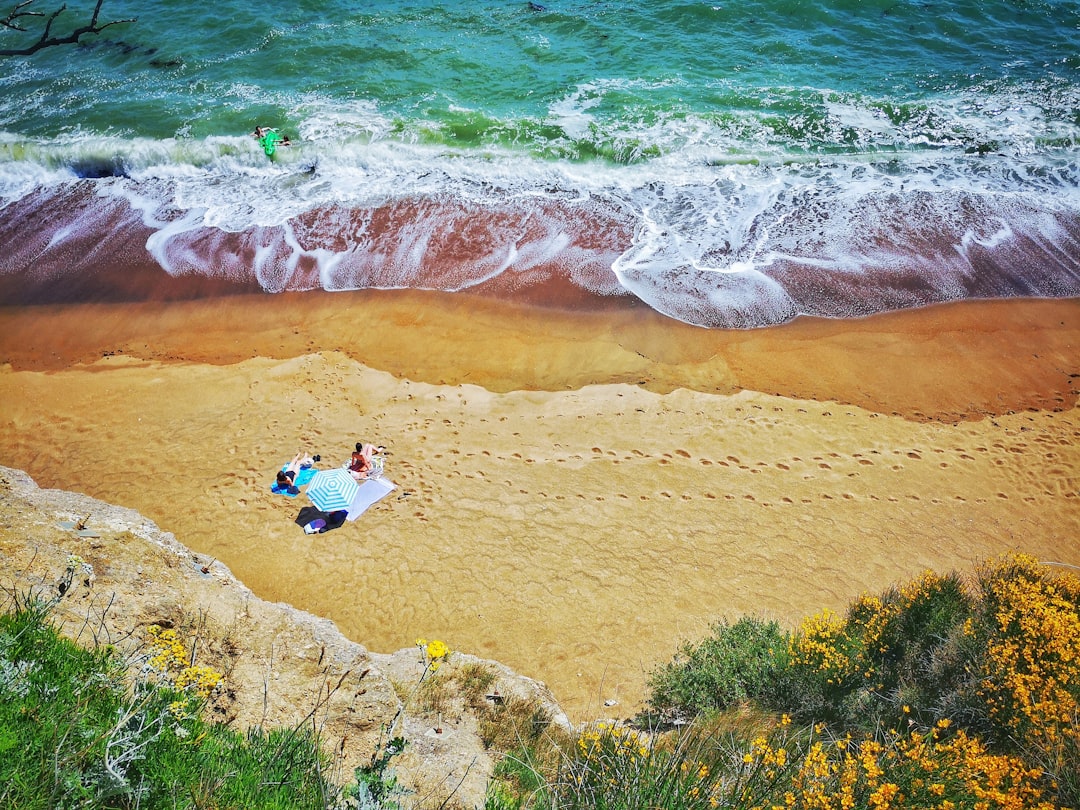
top-left (294, 466), bottom-right (318, 486)
top-left (294, 505), bottom-right (347, 534)
top-left (346, 477), bottom-right (396, 521)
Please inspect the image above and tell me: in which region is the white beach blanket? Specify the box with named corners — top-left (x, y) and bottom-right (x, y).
top-left (346, 477), bottom-right (396, 521)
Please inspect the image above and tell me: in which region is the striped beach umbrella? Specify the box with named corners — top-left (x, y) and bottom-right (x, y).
top-left (305, 468), bottom-right (359, 513)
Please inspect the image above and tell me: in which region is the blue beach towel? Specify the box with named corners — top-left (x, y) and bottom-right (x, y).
top-left (294, 466), bottom-right (318, 486)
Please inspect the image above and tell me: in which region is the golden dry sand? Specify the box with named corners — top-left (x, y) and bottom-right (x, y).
top-left (1, 291), bottom-right (1078, 721)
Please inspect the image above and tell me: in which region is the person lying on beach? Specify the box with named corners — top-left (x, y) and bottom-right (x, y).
top-left (272, 451), bottom-right (316, 495)
top-left (348, 441), bottom-right (385, 480)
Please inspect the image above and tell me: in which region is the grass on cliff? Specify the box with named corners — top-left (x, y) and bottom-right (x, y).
top-left (483, 552), bottom-right (1080, 810)
top-left (0, 591), bottom-right (337, 810)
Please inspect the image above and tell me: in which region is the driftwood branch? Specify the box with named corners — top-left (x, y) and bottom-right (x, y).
top-left (1, 0), bottom-right (135, 56)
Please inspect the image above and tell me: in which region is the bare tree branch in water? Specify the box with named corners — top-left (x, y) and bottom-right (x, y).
top-left (1, 0), bottom-right (135, 56)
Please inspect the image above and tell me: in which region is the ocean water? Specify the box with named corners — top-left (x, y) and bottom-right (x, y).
top-left (1, 0), bottom-right (1078, 326)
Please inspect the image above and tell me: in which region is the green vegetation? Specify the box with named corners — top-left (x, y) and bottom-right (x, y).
top-left (0, 592), bottom-right (334, 809)
top-left (481, 552), bottom-right (1079, 810)
top-left (5, 551), bottom-right (1077, 809)
top-left (645, 616), bottom-right (789, 723)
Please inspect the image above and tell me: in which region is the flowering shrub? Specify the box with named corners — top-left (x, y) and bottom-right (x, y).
top-left (965, 554), bottom-right (1080, 801)
top-left (786, 570), bottom-right (972, 729)
top-left (542, 711), bottom-right (1059, 810)
top-left (146, 625), bottom-right (223, 700)
top-left (740, 718), bottom-right (1056, 810)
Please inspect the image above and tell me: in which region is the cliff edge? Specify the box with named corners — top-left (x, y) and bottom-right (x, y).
top-left (0, 466), bottom-right (571, 809)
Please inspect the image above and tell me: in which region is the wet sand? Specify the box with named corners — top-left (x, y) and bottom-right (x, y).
top-left (1, 290), bottom-right (1077, 721)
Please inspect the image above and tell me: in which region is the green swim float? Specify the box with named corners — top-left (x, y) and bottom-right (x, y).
top-left (259, 128), bottom-right (284, 157)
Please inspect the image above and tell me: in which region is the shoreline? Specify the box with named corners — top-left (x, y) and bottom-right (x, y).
top-left (2, 291), bottom-right (1078, 721)
top-left (2, 290), bottom-right (1077, 418)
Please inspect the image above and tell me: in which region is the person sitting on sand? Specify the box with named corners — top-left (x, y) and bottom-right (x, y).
top-left (272, 451), bottom-right (316, 495)
top-left (348, 441), bottom-right (385, 481)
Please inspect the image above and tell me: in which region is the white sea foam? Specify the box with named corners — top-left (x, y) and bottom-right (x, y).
top-left (2, 72), bottom-right (1077, 325)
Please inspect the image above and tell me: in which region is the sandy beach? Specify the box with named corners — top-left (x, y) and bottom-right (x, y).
top-left (1, 290), bottom-right (1077, 721)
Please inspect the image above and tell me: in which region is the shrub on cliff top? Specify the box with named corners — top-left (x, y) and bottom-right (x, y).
top-left (645, 616), bottom-right (788, 723)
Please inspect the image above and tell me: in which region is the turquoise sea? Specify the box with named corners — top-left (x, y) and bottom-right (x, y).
top-left (1, 0), bottom-right (1078, 326)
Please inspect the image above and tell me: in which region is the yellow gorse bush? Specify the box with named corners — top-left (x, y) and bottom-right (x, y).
top-left (739, 720), bottom-right (1056, 810)
top-left (790, 609), bottom-right (855, 686)
top-left (972, 554), bottom-right (1080, 780)
top-left (790, 570), bottom-right (966, 691)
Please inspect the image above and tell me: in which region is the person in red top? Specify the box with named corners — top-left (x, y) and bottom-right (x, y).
top-left (348, 441), bottom-right (385, 480)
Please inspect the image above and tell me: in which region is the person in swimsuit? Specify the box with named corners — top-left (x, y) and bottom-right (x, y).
top-left (348, 441), bottom-right (385, 480)
top-left (272, 451), bottom-right (315, 494)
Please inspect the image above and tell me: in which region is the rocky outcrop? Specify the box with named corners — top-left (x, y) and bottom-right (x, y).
top-left (0, 466), bottom-right (570, 809)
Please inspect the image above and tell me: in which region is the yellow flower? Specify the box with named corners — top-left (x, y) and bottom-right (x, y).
top-left (426, 639), bottom-right (450, 660)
